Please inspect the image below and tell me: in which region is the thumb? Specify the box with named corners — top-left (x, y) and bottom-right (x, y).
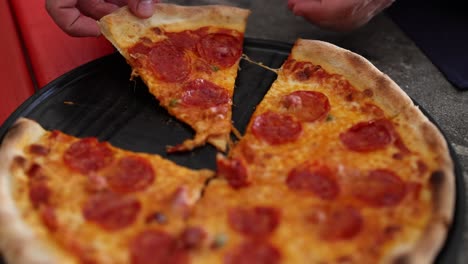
top-left (128, 0), bottom-right (156, 18)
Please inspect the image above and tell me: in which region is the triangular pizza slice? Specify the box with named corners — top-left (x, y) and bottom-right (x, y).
top-left (99, 4), bottom-right (250, 152)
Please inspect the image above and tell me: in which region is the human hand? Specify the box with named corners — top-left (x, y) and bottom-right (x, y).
top-left (287, 0), bottom-right (395, 31)
top-left (46, 0), bottom-right (158, 37)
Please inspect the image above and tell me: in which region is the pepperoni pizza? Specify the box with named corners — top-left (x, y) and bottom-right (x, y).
top-left (214, 39), bottom-right (454, 263)
top-left (99, 4), bottom-right (250, 152)
top-left (0, 7), bottom-right (455, 264)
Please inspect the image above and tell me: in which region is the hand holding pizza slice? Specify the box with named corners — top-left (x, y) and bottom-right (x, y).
top-left (99, 4), bottom-right (250, 153)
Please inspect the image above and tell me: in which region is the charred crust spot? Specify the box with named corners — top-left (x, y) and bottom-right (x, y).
top-left (345, 51), bottom-right (365, 68)
top-left (392, 254), bottom-right (410, 264)
top-left (429, 170), bottom-right (446, 211)
top-left (436, 217), bottom-right (452, 231)
top-left (363, 88), bottom-right (374, 97)
top-left (429, 170), bottom-right (445, 187)
top-left (392, 153), bottom-right (403, 160)
top-left (374, 75), bottom-right (397, 101)
top-left (5, 121), bottom-right (25, 140)
top-left (152, 27), bottom-right (163, 35)
top-left (296, 69), bottom-right (311, 81)
top-left (344, 51), bottom-right (373, 78)
top-left (12, 156), bottom-right (27, 168)
top-left (29, 144), bottom-right (50, 156)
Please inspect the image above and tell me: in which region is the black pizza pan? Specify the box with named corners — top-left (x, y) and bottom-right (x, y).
top-left (0, 38), bottom-right (464, 263)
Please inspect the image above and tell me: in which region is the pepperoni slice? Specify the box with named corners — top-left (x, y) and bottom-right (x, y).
top-left (167, 30), bottom-right (200, 50)
top-left (39, 205), bottom-right (58, 231)
top-left (281, 91), bottom-right (330, 122)
top-left (149, 41), bottom-right (190, 82)
top-left (128, 42), bottom-right (152, 56)
top-left (217, 157), bottom-right (250, 189)
top-left (354, 169), bottom-right (406, 207)
top-left (308, 205), bottom-right (363, 241)
top-left (197, 33), bottom-right (242, 68)
top-left (286, 164), bottom-right (339, 200)
top-left (64, 138), bottom-right (114, 174)
top-left (251, 111), bottom-right (302, 145)
top-left (130, 230), bottom-right (188, 264)
top-left (228, 207), bottom-right (280, 237)
top-left (181, 79), bottom-right (230, 107)
top-left (339, 119), bottom-right (395, 152)
top-left (224, 240), bottom-right (281, 264)
top-left (29, 181), bottom-right (51, 208)
top-left (105, 156), bottom-right (155, 193)
top-left (83, 192), bottom-right (141, 231)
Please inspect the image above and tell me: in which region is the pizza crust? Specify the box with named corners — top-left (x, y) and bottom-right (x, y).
top-left (290, 39), bottom-right (415, 116)
top-left (99, 4), bottom-right (250, 59)
top-left (290, 39), bottom-right (455, 264)
top-left (0, 118), bottom-right (72, 263)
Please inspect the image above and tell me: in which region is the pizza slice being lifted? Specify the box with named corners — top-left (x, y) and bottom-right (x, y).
top-left (99, 4), bottom-right (250, 152)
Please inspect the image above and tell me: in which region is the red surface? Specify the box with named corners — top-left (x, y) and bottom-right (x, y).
top-left (0, 1), bottom-right (35, 125)
top-left (10, 0), bottom-right (115, 88)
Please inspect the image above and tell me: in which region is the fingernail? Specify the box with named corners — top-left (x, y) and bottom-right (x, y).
top-left (137, 0), bottom-right (154, 17)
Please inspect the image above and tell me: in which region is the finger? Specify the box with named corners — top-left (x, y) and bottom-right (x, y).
top-left (368, 0), bottom-right (395, 16)
top-left (291, 0), bottom-right (329, 23)
top-left (65, 16), bottom-right (103, 37)
top-left (128, 0), bottom-right (156, 18)
top-left (46, 0), bottom-right (101, 37)
top-left (349, 0), bottom-right (394, 28)
top-left (77, 0), bottom-right (120, 20)
top-left (106, 0), bottom-right (128, 6)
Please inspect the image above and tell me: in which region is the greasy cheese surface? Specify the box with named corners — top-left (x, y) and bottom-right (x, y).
top-left (12, 131), bottom-right (211, 263)
top-left (126, 27), bottom-right (240, 145)
top-left (203, 57), bottom-right (439, 262)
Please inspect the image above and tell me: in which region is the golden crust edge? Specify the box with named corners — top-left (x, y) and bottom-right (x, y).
top-left (0, 118), bottom-right (73, 263)
top-left (387, 120), bottom-right (454, 264)
top-left (291, 39), bottom-right (455, 263)
top-left (98, 4), bottom-right (251, 49)
top-left (291, 39), bottom-right (415, 116)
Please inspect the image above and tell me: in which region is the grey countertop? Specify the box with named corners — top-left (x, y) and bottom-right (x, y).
top-left (174, 0), bottom-right (468, 262)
